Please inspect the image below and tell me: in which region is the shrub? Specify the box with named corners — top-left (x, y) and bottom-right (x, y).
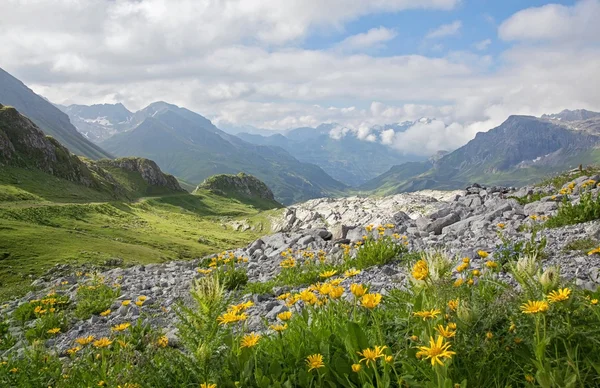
top-left (222, 268), bottom-right (248, 291)
top-left (74, 276), bottom-right (120, 319)
top-left (546, 191), bottom-right (600, 227)
top-left (352, 235), bottom-right (408, 269)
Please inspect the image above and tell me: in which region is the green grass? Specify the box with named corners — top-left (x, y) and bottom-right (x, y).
top-left (0, 169), bottom-right (277, 301)
top-left (563, 237), bottom-right (598, 253)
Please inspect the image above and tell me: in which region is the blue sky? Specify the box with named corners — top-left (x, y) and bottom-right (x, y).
top-left (1, 0), bottom-right (598, 156)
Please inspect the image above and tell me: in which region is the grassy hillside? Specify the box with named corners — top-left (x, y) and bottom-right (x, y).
top-left (0, 168), bottom-right (278, 301)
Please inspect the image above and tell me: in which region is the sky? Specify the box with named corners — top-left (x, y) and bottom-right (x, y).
top-left (1, 0), bottom-right (600, 156)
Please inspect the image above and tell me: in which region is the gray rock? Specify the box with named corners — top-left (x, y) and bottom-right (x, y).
top-left (425, 212), bottom-right (460, 235)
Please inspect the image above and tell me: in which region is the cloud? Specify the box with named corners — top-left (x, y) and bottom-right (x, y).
top-left (473, 39), bottom-right (491, 51)
top-left (499, 0), bottom-right (600, 42)
top-left (425, 20), bottom-right (462, 39)
top-left (334, 27), bottom-right (397, 52)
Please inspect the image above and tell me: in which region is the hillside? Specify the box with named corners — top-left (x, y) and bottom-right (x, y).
top-left (0, 67), bottom-right (111, 160)
top-left (99, 102), bottom-right (346, 204)
top-left (362, 111), bottom-right (600, 194)
top-left (195, 173), bottom-right (283, 210)
top-left (237, 123), bottom-right (424, 186)
top-left (59, 103), bottom-right (134, 142)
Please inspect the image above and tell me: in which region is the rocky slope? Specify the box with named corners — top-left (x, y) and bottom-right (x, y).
top-left (0, 67), bottom-right (111, 160)
top-left (195, 173), bottom-right (280, 204)
top-left (97, 157), bottom-right (184, 193)
top-left (3, 171), bottom-right (600, 356)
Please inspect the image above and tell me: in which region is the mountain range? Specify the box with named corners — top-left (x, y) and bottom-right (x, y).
top-left (0, 68), bottom-right (111, 160)
top-left (362, 109), bottom-right (600, 194)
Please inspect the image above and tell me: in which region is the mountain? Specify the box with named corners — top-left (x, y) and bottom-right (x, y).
top-left (99, 103), bottom-right (346, 204)
top-left (0, 67), bottom-right (111, 160)
top-left (362, 110), bottom-right (600, 194)
top-left (195, 172), bottom-right (282, 210)
top-left (60, 103), bottom-right (134, 143)
top-left (237, 123), bottom-right (424, 186)
top-left (0, 104), bottom-right (183, 199)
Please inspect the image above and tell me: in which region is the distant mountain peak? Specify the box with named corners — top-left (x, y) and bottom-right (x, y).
top-left (542, 109), bottom-right (600, 122)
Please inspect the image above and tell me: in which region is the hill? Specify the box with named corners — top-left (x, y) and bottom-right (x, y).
top-left (0, 67), bottom-right (111, 160)
top-left (362, 111), bottom-right (600, 194)
top-left (99, 102), bottom-right (346, 204)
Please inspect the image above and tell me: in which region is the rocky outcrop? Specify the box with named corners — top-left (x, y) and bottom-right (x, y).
top-left (195, 173), bottom-right (278, 202)
top-left (98, 157), bottom-right (184, 192)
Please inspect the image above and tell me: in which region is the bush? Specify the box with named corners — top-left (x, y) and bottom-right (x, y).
top-left (546, 191), bottom-right (600, 227)
top-left (222, 268), bottom-right (248, 291)
top-left (74, 276), bottom-right (120, 319)
top-left (352, 235), bottom-right (408, 269)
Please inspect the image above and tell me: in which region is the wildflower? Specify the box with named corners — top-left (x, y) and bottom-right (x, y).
top-left (453, 278), bottom-right (464, 287)
top-left (520, 300), bottom-right (549, 314)
top-left (329, 278), bottom-right (343, 286)
top-left (98, 381), bottom-right (106, 386)
top-left (34, 306), bottom-right (46, 315)
top-left (361, 293), bottom-right (382, 309)
top-left (435, 324), bottom-right (456, 338)
top-left (486, 331), bottom-right (493, 340)
top-left (485, 261), bottom-right (498, 269)
top-left (351, 363), bottom-right (361, 372)
top-left (138, 296), bottom-right (147, 302)
top-left (112, 322), bottom-right (131, 332)
top-left (329, 286), bottom-right (344, 299)
top-left (280, 258), bottom-right (296, 268)
top-left (365, 225), bottom-right (374, 232)
top-left (100, 309), bottom-right (111, 317)
top-left (75, 335), bottom-right (95, 346)
top-left (547, 288), bottom-right (571, 303)
top-left (477, 250), bottom-right (489, 259)
top-left (10, 368), bottom-right (18, 373)
top-left (317, 283), bottom-right (333, 296)
top-left (412, 260), bottom-right (429, 281)
top-left (350, 284), bottom-right (367, 298)
top-left (277, 293), bottom-right (291, 300)
top-left (135, 301), bottom-right (144, 307)
top-left (472, 269), bottom-right (480, 277)
top-left (456, 263), bottom-right (469, 273)
top-left (230, 301), bottom-right (254, 313)
top-left (448, 299), bottom-right (459, 311)
top-left (197, 269), bottom-right (212, 274)
top-left (299, 290), bottom-right (317, 305)
top-left (157, 336), bottom-right (168, 348)
top-left (240, 333), bottom-right (261, 348)
top-left (217, 311), bottom-right (247, 325)
top-left (509, 322), bottom-right (516, 333)
top-left (413, 309), bottom-right (441, 321)
top-left (525, 375), bottom-right (535, 383)
top-left (416, 336), bottom-right (456, 366)
top-left (47, 327), bottom-right (61, 335)
top-left (306, 354), bottom-right (325, 372)
top-left (384, 355), bottom-right (393, 363)
top-left (200, 384), bottom-right (217, 388)
top-left (93, 337), bottom-right (113, 348)
top-left (448, 322), bottom-right (457, 330)
top-left (588, 247), bottom-right (600, 255)
top-left (467, 279), bottom-right (474, 286)
top-left (514, 338), bottom-right (523, 344)
top-left (591, 299), bottom-right (598, 305)
top-left (357, 345), bottom-right (387, 366)
top-left (277, 311), bottom-right (292, 321)
top-left (462, 257), bottom-right (470, 264)
top-left (497, 223), bottom-right (506, 229)
top-left (319, 270), bottom-right (337, 279)
top-left (410, 335), bottom-right (419, 341)
top-left (344, 268), bottom-right (361, 277)
top-left (392, 233), bottom-right (400, 239)
top-left (269, 324), bottom-right (288, 332)
top-left (66, 346), bottom-right (81, 355)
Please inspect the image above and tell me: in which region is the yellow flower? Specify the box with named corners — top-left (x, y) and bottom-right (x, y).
top-left (588, 247), bottom-right (600, 256)
top-left (467, 279), bottom-right (474, 286)
top-left (357, 345), bottom-right (387, 366)
top-left (306, 354), bottom-right (325, 372)
top-left (591, 299), bottom-right (598, 305)
top-left (416, 336), bottom-right (456, 366)
top-left (413, 309), bottom-right (441, 321)
top-left (197, 268), bottom-right (213, 274)
top-left (200, 383), bottom-right (217, 388)
top-left (448, 299), bottom-right (459, 311)
top-left (509, 322), bottom-right (517, 333)
top-left (547, 288), bottom-right (571, 303)
top-left (477, 250), bottom-right (489, 259)
top-left (525, 375), bottom-right (535, 383)
top-left (277, 293), bottom-right (291, 300)
top-left (10, 367), bottom-right (18, 373)
top-left (410, 335), bottom-right (419, 341)
top-left (514, 337), bottom-right (523, 344)
top-left (520, 300), bottom-right (549, 314)
top-left (317, 282), bottom-right (333, 296)
top-left (344, 268), bottom-right (361, 278)
top-left (230, 301), bottom-right (254, 313)
top-left (112, 322), bottom-right (131, 332)
top-left (329, 286), bottom-right (344, 299)
top-left (135, 301), bottom-right (144, 307)
top-left (299, 289), bottom-right (317, 305)
top-left (47, 327), bottom-right (61, 335)
top-left (329, 278), bottom-right (343, 286)
top-left (365, 225), bottom-right (374, 232)
top-left (462, 257), bottom-right (470, 264)
top-left (497, 223), bottom-right (506, 229)
top-left (435, 324), bottom-right (456, 338)
top-left (448, 322), bottom-right (457, 330)
top-left (240, 333), bottom-right (261, 348)
top-left (350, 283), bottom-right (367, 298)
top-left (138, 296), bottom-right (147, 302)
top-left (277, 311), bottom-right (292, 321)
top-left (456, 263), bottom-right (469, 273)
top-left (485, 261), bottom-right (498, 269)
top-left (392, 233), bottom-right (400, 239)
top-left (319, 270), bottom-right (338, 279)
top-left (351, 363), bottom-right (361, 372)
top-left (93, 337), bottom-right (113, 348)
top-left (99, 309), bottom-right (111, 317)
top-left (75, 335), bottom-right (95, 346)
top-left (157, 335), bottom-right (169, 348)
top-left (66, 346), bottom-right (81, 355)
top-left (361, 293), bottom-right (382, 309)
top-left (121, 300), bottom-right (131, 306)
top-left (453, 278), bottom-right (464, 287)
top-left (98, 381), bottom-right (106, 386)
top-left (472, 269), bottom-right (480, 277)
top-left (269, 323), bottom-right (288, 332)
top-left (486, 331), bottom-right (493, 340)
top-left (412, 260), bottom-right (429, 281)
top-left (384, 355), bottom-right (393, 363)
top-left (217, 311), bottom-right (247, 325)
top-left (280, 258), bottom-right (296, 268)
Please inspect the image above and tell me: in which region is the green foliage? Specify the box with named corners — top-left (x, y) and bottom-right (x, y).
top-left (0, 315), bottom-right (15, 350)
top-left (24, 311), bottom-right (68, 342)
top-left (74, 278), bottom-right (120, 319)
top-left (353, 234), bottom-right (408, 269)
top-left (495, 228), bottom-right (547, 265)
top-left (546, 191), bottom-right (600, 227)
top-left (222, 269), bottom-right (249, 291)
top-left (509, 192), bottom-right (544, 205)
top-left (537, 165), bottom-right (600, 190)
top-left (244, 280), bottom-right (276, 295)
top-left (563, 237), bottom-right (598, 252)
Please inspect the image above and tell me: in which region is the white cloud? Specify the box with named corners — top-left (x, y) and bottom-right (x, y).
top-left (473, 39), bottom-right (491, 51)
top-left (425, 20), bottom-right (462, 39)
top-left (499, 0), bottom-right (600, 42)
top-left (380, 129), bottom-right (395, 145)
top-left (334, 27), bottom-right (397, 52)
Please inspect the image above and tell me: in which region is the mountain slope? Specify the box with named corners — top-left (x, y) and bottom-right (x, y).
top-left (362, 111), bottom-right (600, 194)
top-left (100, 104), bottom-right (346, 204)
top-left (60, 103), bottom-right (134, 142)
top-left (237, 124), bottom-right (423, 186)
top-left (0, 67), bottom-right (111, 159)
